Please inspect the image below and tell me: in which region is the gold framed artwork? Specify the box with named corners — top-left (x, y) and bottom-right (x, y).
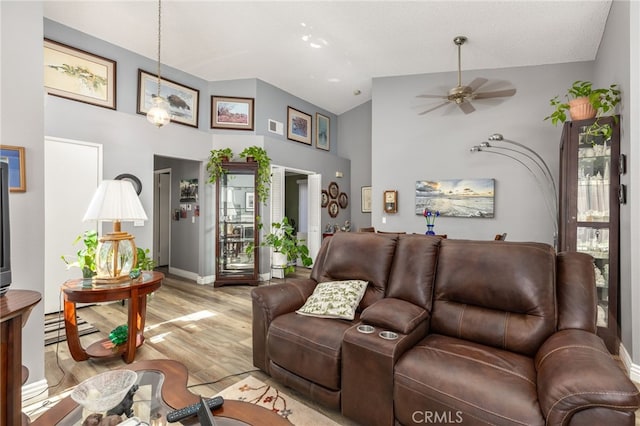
top-left (316, 113), bottom-right (330, 151)
top-left (138, 69), bottom-right (200, 128)
top-left (44, 38), bottom-right (117, 110)
top-left (287, 107), bottom-right (312, 145)
top-left (0, 145), bottom-right (26, 192)
top-left (384, 190), bottom-right (398, 214)
top-left (211, 96), bottom-right (255, 130)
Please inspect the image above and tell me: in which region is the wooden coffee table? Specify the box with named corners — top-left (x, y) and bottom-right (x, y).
top-left (31, 359), bottom-right (289, 425)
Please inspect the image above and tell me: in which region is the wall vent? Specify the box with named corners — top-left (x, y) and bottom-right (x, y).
top-left (268, 119), bottom-right (284, 135)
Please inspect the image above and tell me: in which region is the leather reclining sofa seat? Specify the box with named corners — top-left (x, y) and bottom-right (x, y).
top-left (251, 232), bottom-right (640, 425)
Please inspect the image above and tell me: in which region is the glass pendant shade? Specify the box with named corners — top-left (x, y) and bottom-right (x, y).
top-left (83, 180), bottom-right (148, 283)
top-left (146, 95), bottom-right (170, 127)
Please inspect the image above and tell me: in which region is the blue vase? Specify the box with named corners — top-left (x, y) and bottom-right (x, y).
top-left (425, 224), bottom-right (435, 235)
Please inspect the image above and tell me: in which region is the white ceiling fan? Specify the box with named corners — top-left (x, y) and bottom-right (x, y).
top-left (417, 36), bottom-right (517, 115)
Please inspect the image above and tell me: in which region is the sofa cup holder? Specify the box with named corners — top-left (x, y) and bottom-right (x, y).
top-left (379, 330), bottom-right (398, 340)
top-left (357, 324), bottom-right (375, 334)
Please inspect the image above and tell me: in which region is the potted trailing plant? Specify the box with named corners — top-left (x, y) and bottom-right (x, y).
top-left (545, 80), bottom-right (621, 140)
top-left (61, 229), bottom-right (98, 278)
top-left (246, 217), bottom-right (312, 276)
top-left (239, 146), bottom-right (271, 203)
top-left (206, 147), bottom-right (234, 184)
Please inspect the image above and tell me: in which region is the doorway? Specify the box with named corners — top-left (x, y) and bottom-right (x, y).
top-left (153, 169), bottom-right (171, 267)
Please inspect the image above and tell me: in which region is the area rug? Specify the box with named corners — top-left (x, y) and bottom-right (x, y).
top-left (216, 375), bottom-right (341, 426)
top-left (44, 314), bottom-right (99, 346)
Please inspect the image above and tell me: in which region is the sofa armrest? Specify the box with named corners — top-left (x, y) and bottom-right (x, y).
top-left (535, 329), bottom-right (640, 424)
top-left (360, 298), bottom-right (429, 334)
top-left (251, 278), bottom-right (317, 372)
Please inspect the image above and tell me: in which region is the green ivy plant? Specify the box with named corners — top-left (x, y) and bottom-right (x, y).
top-left (239, 146), bottom-right (271, 203)
top-left (60, 229), bottom-right (98, 278)
top-left (545, 80), bottom-right (621, 140)
top-left (246, 217), bottom-right (312, 275)
top-left (206, 148), bottom-right (234, 185)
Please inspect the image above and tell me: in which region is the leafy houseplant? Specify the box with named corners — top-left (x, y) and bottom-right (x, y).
top-left (545, 80), bottom-right (621, 140)
top-left (206, 148), bottom-right (234, 185)
top-left (239, 146), bottom-right (271, 203)
top-left (246, 217), bottom-right (312, 275)
top-left (61, 229), bottom-right (98, 278)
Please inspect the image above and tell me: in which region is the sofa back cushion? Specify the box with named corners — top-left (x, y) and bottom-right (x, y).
top-left (431, 240), bottom-right (556, 356)
top-left (311, 232), bottom-right (398, 309)
top-left (386, 234), bottom-right (441, 311)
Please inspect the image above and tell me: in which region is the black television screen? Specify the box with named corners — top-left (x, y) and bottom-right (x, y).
top-left (0, 161), bottom-right (11, 295)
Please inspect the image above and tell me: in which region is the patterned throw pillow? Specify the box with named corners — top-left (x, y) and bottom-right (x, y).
top-left (296, 280), bottom-right (369, 320)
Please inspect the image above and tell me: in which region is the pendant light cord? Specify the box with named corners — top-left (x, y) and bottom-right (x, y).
top-left (156, 0), bottom-right (162, 97)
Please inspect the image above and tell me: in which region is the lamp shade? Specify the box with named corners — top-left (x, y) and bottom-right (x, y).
top-left (83, 180), bottom-right (148, 222)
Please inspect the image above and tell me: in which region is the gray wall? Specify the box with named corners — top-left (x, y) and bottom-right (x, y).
top-left (338, 101), bottom-right (372, 231)
top-left (370, 62), bottom-right (594, 243)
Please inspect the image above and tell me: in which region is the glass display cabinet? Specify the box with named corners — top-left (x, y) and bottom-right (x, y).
top-left (215, 161), bottom-right (258, 287)
top-left (558, 116), bottom-right (621, 353)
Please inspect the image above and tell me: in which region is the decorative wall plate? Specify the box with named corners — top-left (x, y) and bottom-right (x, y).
top-left (338, 192), bottom-right (348, 209)
top-left (321, 190), bottom-right (329, 207)
top-left (328, 182), bottom-right (339, 199)
top-left (328, 200), bottom-right (339, 218)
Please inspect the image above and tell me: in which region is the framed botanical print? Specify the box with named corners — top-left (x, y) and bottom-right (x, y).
top-left (211, 96), bottom-right (254, 130)
top-left (287, 107), bottom-right (312, 144)
top-left (316, 113), bottom-right (330, 151)
top-left (138, 69), bottom-right (200, 128)
top-left (44, 38), bottom-right (116, 110)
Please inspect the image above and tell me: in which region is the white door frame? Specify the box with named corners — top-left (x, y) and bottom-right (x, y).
top-left (154, 168), bottom-right (171, 267)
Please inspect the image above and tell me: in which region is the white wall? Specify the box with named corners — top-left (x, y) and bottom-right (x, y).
top-left (1, 1), bottom-right (46, 386)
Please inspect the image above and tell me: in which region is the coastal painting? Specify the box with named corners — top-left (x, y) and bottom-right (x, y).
top-left (415, 178), bottom-right (495, 218)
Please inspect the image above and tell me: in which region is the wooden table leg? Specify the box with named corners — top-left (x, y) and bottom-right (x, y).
top-left (63, 298), bottom-right (89, 361)
top-left (123, 292), bottom-right (139, 364)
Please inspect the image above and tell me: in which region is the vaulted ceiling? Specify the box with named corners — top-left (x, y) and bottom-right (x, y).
top-left (43, 1), bottom-right (612, 115)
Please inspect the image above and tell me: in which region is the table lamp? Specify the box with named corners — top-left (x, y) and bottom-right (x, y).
top-left (83, 180), bottom-right (148, 283)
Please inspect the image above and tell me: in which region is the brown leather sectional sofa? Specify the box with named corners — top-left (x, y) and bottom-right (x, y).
top-left (251, 232), bottom-right (640, 425)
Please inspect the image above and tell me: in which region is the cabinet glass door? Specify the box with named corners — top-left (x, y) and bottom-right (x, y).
top-left (575, 127), bottom-right (612, 328)
top-left (216, 164), bottom-right (258, 286)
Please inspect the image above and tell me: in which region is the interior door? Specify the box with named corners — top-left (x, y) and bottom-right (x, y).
top-left (44, 137), bottom-right (102, 313)
top-left (154, 170), bottom-right (171, 267)
top-left (307, 173), bottom-right (321, 264)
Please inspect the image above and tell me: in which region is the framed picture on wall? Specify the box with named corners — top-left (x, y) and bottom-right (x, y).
top-left (315, 113), bottom-right (330, 151)
top-left (287, 107), bottom-right (312, 144)
top-left (0, 145), bottom-right (26, 192)
top-left (137, 69), bottom-right (200, 128)
top-left (44, 38), bottom-right (117, 110)
top-left (361, 186), bottom-right (372, 213)
top-left (211, 96), bottom-right (255, 130)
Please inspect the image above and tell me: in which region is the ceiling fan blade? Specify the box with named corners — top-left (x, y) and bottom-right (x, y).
top-left (418, 101), bottom-right (450, 115)
top-left (468, 77), bottom-right (489, 92)
top-left (458, 101), bottom-right (475, 114)
top-left (417, 94), bottom-right (448, 99)
top-left (474, 88), bottom-right (517, 99)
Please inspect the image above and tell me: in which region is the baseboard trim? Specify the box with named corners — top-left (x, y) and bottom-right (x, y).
top-left (619, 342), bottom-right (640, 382)
top-left (197, 274), bottom-right (215, 285)
top-left (22, 379), bottom-right (49, 406)
top-left (167, 267), bottom-right (199, 282)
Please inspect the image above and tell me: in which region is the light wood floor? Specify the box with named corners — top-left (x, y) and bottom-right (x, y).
top-left (35, 269), bottom-right (640, 425)
top-left (36, 268), bottom-right (357, 425)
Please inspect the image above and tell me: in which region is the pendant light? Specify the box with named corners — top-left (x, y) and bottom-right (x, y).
top-left (146, 0), bottom-right (170, 127)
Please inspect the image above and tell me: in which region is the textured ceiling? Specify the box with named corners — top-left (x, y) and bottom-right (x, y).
top-left (43, 1), bottom-right (612, 115)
